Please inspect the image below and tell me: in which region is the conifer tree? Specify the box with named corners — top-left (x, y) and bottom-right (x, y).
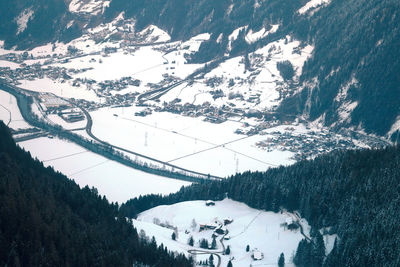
top-left (278, 252), bottom-right (285, 267)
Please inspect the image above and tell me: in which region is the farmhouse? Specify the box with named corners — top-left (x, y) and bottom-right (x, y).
top-left (205, 200), bottom-right (215, 206)
top-left (223, 217), bottom-right (233, 225)
top-left (199, 223), bottom-right (218, 231)
top-left (285, 217), bottom-right (293, 225)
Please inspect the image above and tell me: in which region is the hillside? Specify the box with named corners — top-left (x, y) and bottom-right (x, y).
top-left (132, 198), bottom-right (318, 267)
top-left (121, 145), bottom-right (400, 266)
top-left (0, 121), bottom-right (192, 267)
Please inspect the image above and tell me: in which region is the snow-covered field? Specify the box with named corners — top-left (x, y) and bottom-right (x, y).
top-left (90, 106), bottom-right (294, 177)
top-left (0, 60), bottom-right (20, 69)
top-left (134, 198), bottom-right (311, 267)
top-left (0, 89), bottom-right (31, 129)
top-left (19, 136), bottom-right (191, 203)
top-left (18, 78), bottom-right (101, 102)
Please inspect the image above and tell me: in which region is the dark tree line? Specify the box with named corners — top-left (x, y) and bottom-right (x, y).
top-left (0, 122), bottom-right (192, 267)
top-left (121, 145), bottom-right (400, 266)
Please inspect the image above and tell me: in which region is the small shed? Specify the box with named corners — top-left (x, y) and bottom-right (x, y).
top-left (214, 226), bottom-right (227, 235)
top-left (252, 250), bottom-right (264, 261)
top-left (224, 217), bottom-right (233, 225)
top-left (205, 200), bottom-right (215, 206)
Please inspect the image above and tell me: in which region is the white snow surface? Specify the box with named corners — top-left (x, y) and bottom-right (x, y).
top-left (69, 0), bottom-right (110, 15)
top-left (134, 198), bottom-right (308, 267)
top-left (90, 107), bottom-right (294, 177)
top-left (0, 60), bottom-right (20, 70)
top-left (47, 114), bottom-right (87, 130)
top-left (388, 115), bottom-right (400, 137)
top-left (139, 25), bottom-right (171, 43)
top-left (229, 26), bottom-right (247, 42)
top-left (228, 26), bottom-right (247, 51)
top-left (18, 136), bottom-right (191, 203)
top-left (334, 76), bottom-right (359, 122)
top-left (16, 8), bottom-right (34, 35)
top-left (245, 24), bottom-right (279, 44)
top-left (19, 78), bottom-right (101, 102)
top-left (298, 0), bottom-right (331, 14)
top-left (76, 47), bottom-right (165, 82)
top-left (0, 89), bottom-right (31, 129)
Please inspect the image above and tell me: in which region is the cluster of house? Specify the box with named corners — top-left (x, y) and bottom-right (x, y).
top-left (199, 201), bottom-right (234, 235)
top-left (36, 93), bottom-right (85, 123)
top-left (158, 101), bottom-right (242, 124)
top-left (255, 128), bottom-right (364, 161)
top-left (135, 108), bottom-right (152, 117)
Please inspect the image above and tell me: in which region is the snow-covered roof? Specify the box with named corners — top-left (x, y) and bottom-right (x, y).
top-left (253, 251), bottom-right (263, 260)
top-left (286, 217), bottom-right (294, 225)
top-left (206, 200), bottom-right (215, 205)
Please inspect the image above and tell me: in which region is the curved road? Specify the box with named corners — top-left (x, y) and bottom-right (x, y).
top-left (188, 234), bottom-right (227, 267)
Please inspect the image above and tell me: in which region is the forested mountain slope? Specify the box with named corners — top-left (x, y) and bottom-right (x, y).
top-left (0, 0), bottom-right (83, 49)
top-left (0, 122), bottom-right (192, 267)
top-left (121, 145), bottom-right (400, 266)
top-left (282, 0), bottom-right (400, 138)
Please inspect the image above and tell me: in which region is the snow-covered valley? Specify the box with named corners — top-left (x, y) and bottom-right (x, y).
top-left (0, 14), bottom-right (388, 202)
top-left (19, 136), bottom-right (191, 203)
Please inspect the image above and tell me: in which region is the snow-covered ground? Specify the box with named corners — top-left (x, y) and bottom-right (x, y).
top-left (0, 89), bottom-right (31, 129)
top-left (16, 8), bottom-right (34, 35)
top-left (0, 60), bottom-right (20, 70)
top-left (19, 78), bottom-right (101, 102)
top-left (19, 136), bottom-right (191, 203)
top-left (67, 47), bottom-right (167, 83)
top-left (134, 198), bottom-right (310, 267)
top-left (69, 0), bottom-right (110, 15)
top-left (90, 106), bottom-right (294, 177)
top-left (298, 0), bottom-right (331, 15)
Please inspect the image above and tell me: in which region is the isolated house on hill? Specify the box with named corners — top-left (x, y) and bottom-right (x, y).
top-left (205, 200), bottom-right (215, 206)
